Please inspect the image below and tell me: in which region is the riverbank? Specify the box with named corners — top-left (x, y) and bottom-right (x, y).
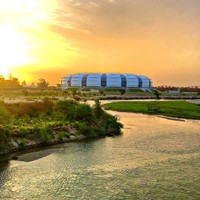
top-left (0, 134), bottom-right (87, 156)
top-left (0, 99), bottom-right (122, 155)
top-left (104, 100), bottom-right (200, 120)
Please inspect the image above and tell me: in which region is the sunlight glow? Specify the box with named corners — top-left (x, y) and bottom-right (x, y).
top-left (0, 0), bottom-right (199, 86)
top-left (0, 25), bottom-right (31, 70)
top-left (0, 0), bottom-right (58, 80)
top-left (0, 67), bottom-right (9, 77)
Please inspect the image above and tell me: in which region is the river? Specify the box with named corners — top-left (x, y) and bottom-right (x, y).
top-left (0, 111), bottom-right (200, 199)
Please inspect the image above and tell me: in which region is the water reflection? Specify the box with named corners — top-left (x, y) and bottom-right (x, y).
top-left (0, 112), bottom-right (200, 199)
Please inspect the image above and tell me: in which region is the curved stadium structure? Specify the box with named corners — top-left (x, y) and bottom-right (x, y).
top-left (61, 73), bottom-right (152, 90)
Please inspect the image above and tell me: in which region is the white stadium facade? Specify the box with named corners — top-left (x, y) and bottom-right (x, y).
top-left (61, 73), bottom-right (152, 91)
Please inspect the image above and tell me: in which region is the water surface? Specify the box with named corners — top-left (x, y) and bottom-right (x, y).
top-left (1, 111), bottom-right (200, 199)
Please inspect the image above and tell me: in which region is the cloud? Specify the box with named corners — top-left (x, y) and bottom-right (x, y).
top-left (52, 0), bottom-right (200, 39)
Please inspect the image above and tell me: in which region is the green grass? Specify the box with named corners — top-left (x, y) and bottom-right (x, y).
top-left (104, 101), bottom-right (200, 119)
top-left (105, 88), bottom-right (120, 92)
top-left (129, 89), bottom-right (145, 92)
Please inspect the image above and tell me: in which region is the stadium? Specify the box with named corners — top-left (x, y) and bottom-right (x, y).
top-left (61, 73), bottom-right (152, 91)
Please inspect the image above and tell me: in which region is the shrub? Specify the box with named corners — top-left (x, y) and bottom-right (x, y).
top-left (99, 89), bottom-right (104, 95)
top-left (38, 127), bottom-right (52, 143)
top-left (58, 131), bottom-right (65, 141)
top-left (0, 103), bottom-right (13, 124)
top-left (100, 113), bottom-right (123, 135)
top-left (119, 89), bottom-right (126, 95)
top-left (19, 138), bottom-right (27, 148)
top-left (74, 104), bottom-right (93, 122)
top-left (93, 99), bottom-right (103, 118)
top-left (0, 125), bottom-right (10, 149)
top-left (153, 90), bottom-right (161, 99)
top-left (76, 122), bottom-right (94, 136)
top-left (55, 100), bottom-right (78, 121)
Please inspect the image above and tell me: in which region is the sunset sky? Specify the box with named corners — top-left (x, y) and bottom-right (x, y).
top-left (0, 0), bottom-right (199, 86)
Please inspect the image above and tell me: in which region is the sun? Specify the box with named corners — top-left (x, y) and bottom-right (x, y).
top-left (0, 25), bottom-right (31, 76)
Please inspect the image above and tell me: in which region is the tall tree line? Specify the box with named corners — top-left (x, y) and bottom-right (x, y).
top-left (0, 75), bottom-right (20, 88)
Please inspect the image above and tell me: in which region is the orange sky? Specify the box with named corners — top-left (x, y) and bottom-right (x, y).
top-left (0, 0), bottom-right (199, 86)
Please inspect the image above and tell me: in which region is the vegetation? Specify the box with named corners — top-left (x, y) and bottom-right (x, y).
top-left (37, 78), bottom-right (49, 89)
top-left (156, 85), bottom-right (200, 92)
top-left (129, 89), bottom-right (143, 92)
top-left (0, 99), bottom-right (122, 153)
top-left (105, 88), bottom-right (120, 92)
top-left (0, 75), bottom-right (20, 88)
top-left (119, 89), bottom-right (126, 95)
top-left (81, 88), bottom-right (91, 91)
top-left (104, 101), bottom-right (200, 119)
top-left (153, 90), bottom-right (161, 99)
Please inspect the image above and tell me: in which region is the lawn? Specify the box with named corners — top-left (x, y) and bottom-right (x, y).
top-left (104, 100), bottom-right (200, 119)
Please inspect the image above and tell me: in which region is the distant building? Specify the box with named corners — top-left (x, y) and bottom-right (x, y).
top-left (61, 73), bottom-right (152, 91)
top-left (168, 89), bottom-right (181, 94)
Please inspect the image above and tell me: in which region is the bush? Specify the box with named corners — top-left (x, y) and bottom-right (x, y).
top-left (99, 113), bottom-right (123, 135)
top-left (58, 131), bottom-right (65, 141)
top-left (153, 90), bottom-right (160, 99)
top-left (19, 138), bottom-right (27, 148)
top-left (0, 125), bottom-right (10, 149)
top-left (56, 100), bottom-right (93, 122)
top-left (0, 103), bottom-right (13, 124)
top-left (93, 99), bottom-right (103, 118)
top-left (74, 104), bottom-right (93, 122)
top-left (99, 89), bottom-right (104, 95)
top-left (119, 89), bottom-right (126, 95)
top-left (38, 127), bottom-right (52, 143)
top-left (76, 122), bottom-right (94, 136)
top-left (55, 100), bottom-right (78, 121)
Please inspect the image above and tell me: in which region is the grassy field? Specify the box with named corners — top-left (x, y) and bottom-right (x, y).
top-left (104, 100), bottom-right (200, 119)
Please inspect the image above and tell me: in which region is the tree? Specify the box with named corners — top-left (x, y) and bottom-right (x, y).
top-left (99, 89), bottom-right (104, 95)
top-left (0, 75), bottom-right (5, 81)
top-left (0, 75), bottom-right (5, 87)
top-left (119, 89), bottom-right (126, 95)
top-left (0, 74), bottom-right (20, 88)
top-left (153, 90), bottom-right (160, 99)
top-left (37, 78), bottom-right (49, 89)
top-left (21, 80), bottom-right (26, 86)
